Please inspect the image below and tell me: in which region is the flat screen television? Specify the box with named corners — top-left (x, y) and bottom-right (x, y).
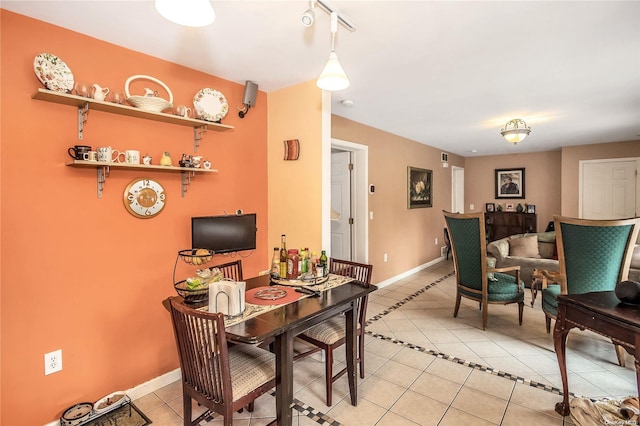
top-left (191, 214), bottom-right (257, 254)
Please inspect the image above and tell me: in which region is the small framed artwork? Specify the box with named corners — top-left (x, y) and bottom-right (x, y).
top-left (407, 166), bottom-right (433, 209)
top-left (505, 203), bottom-right (515, 212)
top-left (527, 204), bottom-right (536, 214)
top-left (486, 203), bottom-right (495, 212)
top-left (495, 168), bottom-right (525, 199)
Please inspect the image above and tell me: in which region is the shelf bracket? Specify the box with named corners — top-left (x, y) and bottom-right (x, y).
top-left (194, 126), bottom-right (207, 152)
top-left (181, 171), bottom-right (196, 197)
top-left (97, 165), bottom-right (110, 198)
top-left (77, 103), bottom-right (89, 140)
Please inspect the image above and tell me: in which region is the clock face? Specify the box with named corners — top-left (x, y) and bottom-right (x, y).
top-left (123, 178), bottom-right (166, 218)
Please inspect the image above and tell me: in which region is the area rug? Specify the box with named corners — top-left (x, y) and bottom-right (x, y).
top-left (85, 403), bottom-right (151, 426)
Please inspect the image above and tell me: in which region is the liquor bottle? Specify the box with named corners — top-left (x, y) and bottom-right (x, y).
top-left (319, 250), bottom-right (328, 276)
top-left (279, 235), bottom-right (287, 278)
top-left (271, 247), bottom-right (280, 278)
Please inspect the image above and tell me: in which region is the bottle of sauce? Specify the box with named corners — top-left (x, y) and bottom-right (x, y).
top-left (300, 248), bottom-right (308, 273)
top-left (287, 249), bottom-right (299, 279)
top-left (271, 247), bottom-right (280, 278)
top-left (279, 235), bottom-right (287, 279)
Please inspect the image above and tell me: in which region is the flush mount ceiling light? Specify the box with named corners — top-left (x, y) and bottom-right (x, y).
top-left (155, 0), bottom-right (215, 27)
top-left (302, 1), bottom-right (316, 26)
top-left (316, 12), bottom-right (350, 91)
top-left (500, 118), bottom-right (531, 145)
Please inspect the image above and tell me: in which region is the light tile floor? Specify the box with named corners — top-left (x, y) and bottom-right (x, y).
top-left (135, 260), bottom-right (637, 425)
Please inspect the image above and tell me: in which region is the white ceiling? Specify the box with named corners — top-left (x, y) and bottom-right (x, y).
top-left (4, 1), bottom-right (640, 157)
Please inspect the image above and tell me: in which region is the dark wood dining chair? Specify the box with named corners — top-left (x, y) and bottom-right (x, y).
top-left (294, 258), bottom-right (373, 406)
top-left (165, 296), bottom-right (276, 426)
top-left (215, 259), bottom-right (243, 281)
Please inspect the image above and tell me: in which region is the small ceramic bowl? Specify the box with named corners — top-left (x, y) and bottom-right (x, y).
top-left (93, 391), bottom-right (126, 414)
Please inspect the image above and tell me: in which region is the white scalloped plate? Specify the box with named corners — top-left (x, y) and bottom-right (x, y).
top-left (193, 88), bottom-right (228, 122)
top-left (33, 53), bottom-right (74, 93)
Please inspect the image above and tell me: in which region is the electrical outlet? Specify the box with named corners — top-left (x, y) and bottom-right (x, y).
top-left (44, 349), bottom-right (62, 375)
top-left (435, 238), bottom-right (438, 245)
top-left (383, 253), bottom-right (388, 262)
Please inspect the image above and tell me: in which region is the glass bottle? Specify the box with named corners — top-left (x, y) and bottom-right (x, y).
top-left (319, 250), bottom-right (328, 277)
top-left (287, 249), bottom-right (299, 279)
top-left (279, 235), bottom-right (287, 278)
top-left (300, 248), bottom-right (308, 273)
top-left (271, 247), bottom-right (280, 278)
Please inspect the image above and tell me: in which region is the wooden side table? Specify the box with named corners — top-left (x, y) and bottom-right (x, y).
top-left (531, 269), bottom-right (562, 307)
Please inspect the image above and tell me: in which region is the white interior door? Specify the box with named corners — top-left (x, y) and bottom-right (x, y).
top-left (581, 159), bottom-right (637, 219)
top-left (451, 166), bottom-right (465, 213)
top-left (331, 151), bottom-right (352, 260)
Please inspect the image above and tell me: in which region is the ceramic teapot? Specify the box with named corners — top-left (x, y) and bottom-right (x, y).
top-left (92, 84), bottom-right (110, 102)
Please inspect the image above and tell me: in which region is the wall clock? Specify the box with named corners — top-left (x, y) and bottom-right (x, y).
top-left (123, 178), bottom-right (166, 218)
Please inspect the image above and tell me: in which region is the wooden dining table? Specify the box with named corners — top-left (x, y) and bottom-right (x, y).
top-left (184, 273), bottom-right (376, 426)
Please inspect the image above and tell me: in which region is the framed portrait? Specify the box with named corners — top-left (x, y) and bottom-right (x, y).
top-left (486, 203), bottom-right (495, 212)
top-left (495, 168), bottom-right (525, 199)
top-left (526, 204), bottom-right (536, 214)
top-left (407, 167), bottom-right (432, 209)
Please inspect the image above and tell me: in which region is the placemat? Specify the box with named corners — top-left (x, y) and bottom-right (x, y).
top-left (245, 286), bottom-right (302, 305)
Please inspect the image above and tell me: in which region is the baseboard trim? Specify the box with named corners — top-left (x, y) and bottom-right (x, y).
top-left (375, 257), bottom-right (446, 289)
top-left (44, 368), bottom-right (181, 426)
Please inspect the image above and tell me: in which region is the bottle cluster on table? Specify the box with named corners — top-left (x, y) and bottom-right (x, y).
top-left (271, 234), bottom-right (328, 279)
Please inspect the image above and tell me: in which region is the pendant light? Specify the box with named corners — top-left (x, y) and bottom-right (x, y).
top-left (155, 0), bottom-right (215, 27)
top-left (500, 118), bottom-right (531, 145)
top-left (316, 12), bottom-right (350, 91)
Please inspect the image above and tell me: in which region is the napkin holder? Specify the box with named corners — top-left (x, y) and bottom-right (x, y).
top-left (208, 279), bottom-right (246, 317)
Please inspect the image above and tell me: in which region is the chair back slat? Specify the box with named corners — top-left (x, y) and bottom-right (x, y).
top-left (169, 297), bottom-right (232, 406)
top-left (329, 258), bottom-right (373, 328)
top-left (444, 212), bottom-right (485, 291)
top-left (215, 259), bottom-right (243, 281)
top-left (554, 216), bottom-right (640, 294)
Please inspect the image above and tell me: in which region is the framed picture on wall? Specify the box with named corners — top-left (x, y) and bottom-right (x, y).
top-left (486, 203), bottom-right (495, 212)
top-left (495, 168), bottom-right (525, 199)
top-left (407, 166), bottom-right (433, 209)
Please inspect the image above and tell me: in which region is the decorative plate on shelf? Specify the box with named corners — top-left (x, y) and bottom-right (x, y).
top-left (33, 53), bottom-right (74, 93)
top-left (193, 88), bottom-right (228, 122)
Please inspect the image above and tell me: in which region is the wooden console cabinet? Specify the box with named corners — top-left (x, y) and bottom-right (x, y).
top-left (485, 212), bottom-right (537, 241)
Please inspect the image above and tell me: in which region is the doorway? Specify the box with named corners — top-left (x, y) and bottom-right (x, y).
top-left (580, 158), bottom-right (638, 219)
top-left (330, 139), bottom-right (368, 263)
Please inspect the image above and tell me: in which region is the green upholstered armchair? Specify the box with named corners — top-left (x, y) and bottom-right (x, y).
top-left (541, 215), bottom-right (640, 365)
top-left (444, 211), bottom-right (525, 330)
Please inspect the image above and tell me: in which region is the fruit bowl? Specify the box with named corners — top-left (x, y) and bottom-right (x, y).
top-left (174, 279), bottom-right (210, 303)
top-left (178, 248), bottom-right (213, 265)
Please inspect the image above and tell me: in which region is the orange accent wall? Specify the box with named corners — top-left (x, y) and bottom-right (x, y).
top-left (1, 11), bottom-right (268, 425)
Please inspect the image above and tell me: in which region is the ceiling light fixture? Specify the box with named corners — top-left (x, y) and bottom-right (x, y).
top-left (500, 118), bottom-right (531, 145)
top-left (316, 12), bottom-right (350, 91)
top-left (155, 0), bottom-right (215, 27)
top-left (302, 1), bottom-right (316, 27)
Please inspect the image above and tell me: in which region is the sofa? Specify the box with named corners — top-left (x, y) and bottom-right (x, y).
top-left (630, 245), bottom-right (640, 282)
top-left (486, 232), bottom-right (559, 286)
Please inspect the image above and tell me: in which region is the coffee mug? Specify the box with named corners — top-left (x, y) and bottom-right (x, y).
top-left (68, 145), bottom-right (91, 160)
top-left (142, 154), bottom-right (152, 165)
top-left (112, 150), bottom-right (125, 163)
top-left (97, 146), bottom-right (112, 162)
top-left (125, 150), bottom-right (140, 165)
top-left (175, 105), bottom-right (193, 118)
top-left (191, 155), bottom-right (203, 168)
top-left (83, 151), bottom-right (98, 161)
top-left (203, 160), bottom-right (212, 170)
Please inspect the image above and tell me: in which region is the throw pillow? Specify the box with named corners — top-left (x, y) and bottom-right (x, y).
top-left (487, 257), bottom-right (498, 281)
top-left (510, 235), bottom-right (541, 258)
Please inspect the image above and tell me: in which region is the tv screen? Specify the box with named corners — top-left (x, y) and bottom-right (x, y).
top-left (191, 214), bottom-right (257, 254)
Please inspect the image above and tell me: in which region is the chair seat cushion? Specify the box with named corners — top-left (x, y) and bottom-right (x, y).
top-left (541, 284), bottom-right (562, 317)
top-left (302, 317), bottom-right (362, 345)
top-left (459, 272), bottom-right (524, 302)
top-left (229, 344), bottom-right (276, 401)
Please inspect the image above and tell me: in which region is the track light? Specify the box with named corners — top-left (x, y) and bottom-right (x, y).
top-left (155, 0), bottom-right (215, 27)
top-left (317, 12), bottom-right (350, 91)
top-left (302, 1), bottom-right (316, 26)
